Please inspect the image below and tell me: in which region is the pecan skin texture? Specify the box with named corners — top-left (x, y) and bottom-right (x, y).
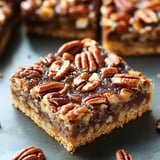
top-left (47, 92), bottom-right (69, 106)
top-left (56, 40), bottom-right (82, 57)
top-left (39, 54), bottom-right (56, 67)
top-left (19, 63), bottom-right (43, 79)
top-left (12, 146), bottom-right (45, 160)
top-left (116, 149), bottom-right (134, 160)
top-left (30, 81), bottom-right (63, 98)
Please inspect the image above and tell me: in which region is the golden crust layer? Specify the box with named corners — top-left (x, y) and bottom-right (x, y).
top-left (24, 25), bottom-right (96, 39)
top-left (103, 39), bottom-right (160, 56)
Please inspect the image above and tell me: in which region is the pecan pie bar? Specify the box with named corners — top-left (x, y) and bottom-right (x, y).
top-left (20, 0), bottom-right (100, 39)
top-left (10, 39), bottom-right (153, 152)
top-left (101, 0), bottom-right (160, 56)
top-left (0, 0), bottom-right (21, 55)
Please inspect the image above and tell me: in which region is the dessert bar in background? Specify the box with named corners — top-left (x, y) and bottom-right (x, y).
top-left (21, 0), bottom-right (100, 39)
top-left (10, 39), bottom-right (153, 152)
top-left (101, 0), bottom-right (160, 56)
top-left (0, 0), bottom-right (21, 55)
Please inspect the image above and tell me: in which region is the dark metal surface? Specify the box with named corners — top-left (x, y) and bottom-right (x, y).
top-left (1, 28), bottom-right (160, 160)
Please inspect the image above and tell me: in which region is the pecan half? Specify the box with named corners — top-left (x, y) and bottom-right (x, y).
top-left (116, 149), bottom-right (134, 160)
top-left (75, 51), bottom-right (104, 72)
top-left (82, 40), bottom-right (104, 68)
top-left (83, 94), bottom-right (108, 106)
top-left (74, 72), bottom-right (101, 92)
top-left (41, 92), bottom-right (69, 117)
top-left (42, 92), bottom-right (69, 106)
top-left (30, 81), bottom-right (63, 98)
top-left (39, 54), bottom-right (56, 67)
top-left (101, 67), bottom-right (118, 78)
top-left (12, 146), bottom-right (45, 160)
top-left (19, 63), bottom-right (43, 79)
top-left (112, 73), bottom-right (141, 88)
top-left (49, 60), bottom-right (71, 80)
top-left (113, 0), bottom-right (134, 12)
top-left (58, 103), bottom-right (91, 124)
top-left (56, 40), bottom-right (82, 57)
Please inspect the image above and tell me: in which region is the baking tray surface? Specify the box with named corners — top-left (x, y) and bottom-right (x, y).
top-left (1, 28), bottom-right (160, 160)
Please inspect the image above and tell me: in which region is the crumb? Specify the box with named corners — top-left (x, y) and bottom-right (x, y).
top-left (0, 73), bottom-right (3, 78)
top-left (27, 54), bottom-right (31, 59)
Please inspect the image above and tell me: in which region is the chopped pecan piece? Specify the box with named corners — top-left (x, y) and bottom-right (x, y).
top-left (58, 103), bottom-right (91, 124)
top-left (49, 60), bottom-right (71, 80)
top-left (12, 146), bottom-right (45, 160)
top-left (104, 92), bottom-right (120, 105)
top-left (19, 63), bottom-right (43, 79)
top-left (74, 72), bottom-right (101, 92)
top-left (119, 88), bottom-right (133, 102)
top-left (30, 82), bottom-right (63, 98)
top-left (101, 67), bottom-right (118, 78)
top-left (105, 54), bottom-right (121, 67)
top-left (56, 40), bottom-right (82, 57)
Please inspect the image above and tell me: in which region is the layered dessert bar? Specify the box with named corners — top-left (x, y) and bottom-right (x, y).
top-left (10, 39), bottom-right (153, 152)
top-left (20, 0), bottom-right (100, 39)
top-left (101, 0), bottom-right (160, 55)
top-left (0, 0), bottom-right (21, 55)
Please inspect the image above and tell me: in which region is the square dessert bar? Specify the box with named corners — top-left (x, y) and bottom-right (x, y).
top-left (20, 0), bottom-right (100, 39)
top-left (0, 0), bottom-right (21, 55)
top-left (101, 0), bottom-right (160, 56)
top-left (10, 39), bottom-right (153, 152)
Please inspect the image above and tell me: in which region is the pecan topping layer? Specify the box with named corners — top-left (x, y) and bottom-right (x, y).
top-left (12, 146), bottom-right (45, 160)
top-left (101, 0), bottom-right (160, 35)
top-left (11, 39), bottom-right (152, 125)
